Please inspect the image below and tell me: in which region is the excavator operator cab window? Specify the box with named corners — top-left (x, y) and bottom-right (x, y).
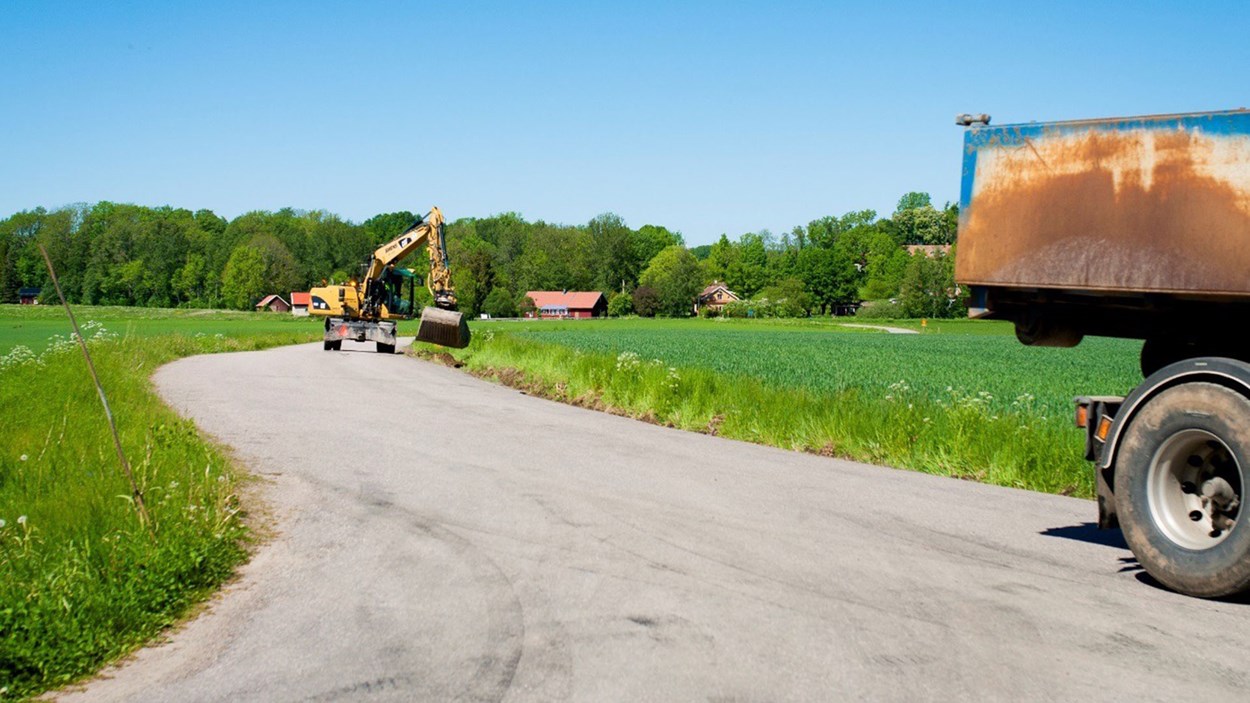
top-left (384, 267), bottom-right (415, 317)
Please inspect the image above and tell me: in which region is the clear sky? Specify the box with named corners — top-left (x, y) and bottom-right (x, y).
top-left (3, 1), bottom-right (1247, 245)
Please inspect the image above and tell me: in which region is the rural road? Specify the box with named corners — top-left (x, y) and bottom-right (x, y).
top-left (62, 340), bottom-right (1250, 702)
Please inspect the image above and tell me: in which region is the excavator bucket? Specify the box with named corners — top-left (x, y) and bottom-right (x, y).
top-left (415, 306), bottom-right (470, 348)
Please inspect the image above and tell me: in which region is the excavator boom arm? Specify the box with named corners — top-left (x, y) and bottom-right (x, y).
top-left (364, 207), bottom-right (455, 307)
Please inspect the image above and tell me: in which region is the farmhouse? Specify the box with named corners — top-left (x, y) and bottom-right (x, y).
top-left (696, 281), bottom-right (739, 313)
top-left (255, 294), bottom-right (291, 313)
top-left (18, 287), bottom-right (41, 305)
top-left (289, 291), bottom-right (311, 316)
top-left (525, 291), bottom-right (607, 319)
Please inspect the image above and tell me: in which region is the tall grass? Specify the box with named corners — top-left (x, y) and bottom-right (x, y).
top-left (0, 324), bottom-right (317, 700)
top-left (441, 329), bottom-right (1097, 498)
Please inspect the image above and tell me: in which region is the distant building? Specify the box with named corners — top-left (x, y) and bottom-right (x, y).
top-left (255, 294), bottom-right (291, 313)
top-left (289, 292), bottom-right (311, 316)
top-left (696, 281), bottom-right (739, 313)
top-left (18, 287), bottom-right (41, 305)
top-left (905, 244), bottom-right (952, 257)
top-left (524, 291), bottom-right (607, 319)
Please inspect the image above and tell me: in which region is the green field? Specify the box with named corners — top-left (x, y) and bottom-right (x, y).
top-left (0, 304), bottom-right (321, 354)
top-left (0, 304), bottom-right (320, 700)
top-left (480, 318), bottom-right (1141, 419)
top-left (443, 317), bottom-right (1145, 498)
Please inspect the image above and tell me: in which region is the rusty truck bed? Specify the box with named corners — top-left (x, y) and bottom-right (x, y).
top-left (956, 110), bottom-right (1250, 298)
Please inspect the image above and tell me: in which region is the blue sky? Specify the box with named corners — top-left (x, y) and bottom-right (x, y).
top-left (2, 1), bottom-right (1247, 245)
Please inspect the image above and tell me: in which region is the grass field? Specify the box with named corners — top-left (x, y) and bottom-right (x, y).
top-left (0, 304), bottom-right (320, 700)
top-left (439, 317), bottom-right (1144, 498)
top-left (0, 305), bottom-right (318, 354)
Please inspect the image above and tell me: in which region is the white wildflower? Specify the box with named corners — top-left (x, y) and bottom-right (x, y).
top-left (17, 515), bottom-right (27, 525)
top-left (19, 454), bottom-right (27, 462)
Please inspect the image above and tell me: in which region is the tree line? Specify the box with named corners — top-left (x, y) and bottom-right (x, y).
top-left (0, 192), bottom-right (963, 318)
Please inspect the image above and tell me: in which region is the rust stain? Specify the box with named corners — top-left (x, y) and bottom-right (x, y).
top-left (957, 129), bottom-right (1250, 295)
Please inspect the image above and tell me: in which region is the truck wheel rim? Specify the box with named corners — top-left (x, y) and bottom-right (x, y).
top-left (1147, 429), bottom-right (1243, 550)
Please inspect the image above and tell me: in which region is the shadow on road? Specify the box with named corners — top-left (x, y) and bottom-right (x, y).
top-left (1043, 524), bottom-right (1250, 605)
top-left (1040, 522), bottom-right (1129, 550)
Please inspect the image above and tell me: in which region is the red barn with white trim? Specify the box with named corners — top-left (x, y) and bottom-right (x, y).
top-left (524, 291), bottom-right (607, 319)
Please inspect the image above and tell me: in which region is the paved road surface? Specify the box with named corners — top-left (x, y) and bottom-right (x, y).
top-left (62, 340), bottom-right (1250, 702)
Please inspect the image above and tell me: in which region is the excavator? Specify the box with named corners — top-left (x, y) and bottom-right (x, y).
top-left (308, 206), bottom-right (470, 352)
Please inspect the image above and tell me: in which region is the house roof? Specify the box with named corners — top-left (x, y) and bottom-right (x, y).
top-left (256, 294), bottom-right (289, 308)
top-left (699, 282), bottom-right (737, 298)
top-left (18, 287), bottom-right (41, 297)
top-left (525, 291), bottom-right (606, 309)
top-left (290, 292), bottom-right (311, 306)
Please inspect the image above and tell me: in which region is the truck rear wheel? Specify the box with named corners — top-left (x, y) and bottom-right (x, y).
top-left (376, 342), bottom-right (395, 354)
top-left (1114, 382), bottom-right (1250, 597)
top-left (323, 340), bottom-right (341, 351)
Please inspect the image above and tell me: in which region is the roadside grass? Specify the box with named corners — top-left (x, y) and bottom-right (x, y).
top-left (428, 319), bottom-right (1142, 498)
top-left (0, 308), bottom-right (319, 700)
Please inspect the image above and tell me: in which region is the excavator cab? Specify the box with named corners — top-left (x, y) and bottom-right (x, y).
top-left (382, 267), bottom-right (416, 317)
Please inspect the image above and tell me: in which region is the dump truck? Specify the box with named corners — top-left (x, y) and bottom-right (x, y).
top-left (955, 109), bottom-right (1250, 597)
top-left (309, 206), bottom-right (470, 352)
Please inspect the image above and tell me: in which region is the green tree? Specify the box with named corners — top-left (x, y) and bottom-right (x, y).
top-left (607, 291), bottom-right (633, 317)
top-left (860, 246), bottom-right (910, 300)
top-left (517, 293), bottom-right (537, 317)
top-left (638, 245), bottom-right (702, 317)
top-left (363, 211), bottom-right (419, 247)
top-left (899, 252), bottom-right (963, 318)
top-left (219, 235), bottom-right (300, 310)
top-left (633, 224), bottom-right (683, 272)
top-left (725, 232), bottom-right (769, 298)
top-left (893, 205), bottom-right (949, 245)
top-left (588, 212), bottom-right (634, 292)
top-left (221, 246), bottom-right (267, 309)
top-left (895, 192), bottom-right (932, 212)
top-left (755, 277), bottom-right (812, 317)
top-left (797, 247), bottom-right (856, 314)
top-left (481, 287), bottom-right (518, 318)
top-left (631, 286), bottom-right (660, 317)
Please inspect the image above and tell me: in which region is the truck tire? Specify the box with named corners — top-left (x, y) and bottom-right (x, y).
top-left (323, 340), bottom-right (341, 351)
top-left (376, 342), bottom-right (395, 354)
top-left (1114, 382), bottom-right (1250, 597)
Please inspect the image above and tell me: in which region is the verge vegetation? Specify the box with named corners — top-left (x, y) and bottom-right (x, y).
top-left (0, 305), bottom-right (318, 700)
top-left (425, 319), bottom-right (1141, 498)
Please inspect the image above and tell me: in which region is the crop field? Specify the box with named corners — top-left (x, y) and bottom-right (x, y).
top-left (481, 318), bottom-right (1143, 419)
top-left (0, 304), bottom-right (321, 354)
top-left (447, 317), bottom-right (1146, 499)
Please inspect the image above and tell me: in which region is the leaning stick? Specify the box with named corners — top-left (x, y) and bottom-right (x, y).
top-left (37, 245), bottom-right (156, 541)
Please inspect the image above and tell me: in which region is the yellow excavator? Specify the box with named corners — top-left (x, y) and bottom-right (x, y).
top-left (309, 206), bottom-right (470, 352)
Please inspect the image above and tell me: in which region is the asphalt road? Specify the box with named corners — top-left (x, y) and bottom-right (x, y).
top-left (62, 340), bottom-right (1250, 702)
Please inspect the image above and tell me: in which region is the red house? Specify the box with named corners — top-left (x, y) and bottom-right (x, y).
top-left (524, 291), bottom-right (607, 319)
top-left (289, 291), bottom-right (311, 316)
top-left (255, 294), bottom-right (291, 313)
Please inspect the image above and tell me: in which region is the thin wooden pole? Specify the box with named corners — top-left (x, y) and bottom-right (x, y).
top-left (38, 244), bottom-right (156, 540)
